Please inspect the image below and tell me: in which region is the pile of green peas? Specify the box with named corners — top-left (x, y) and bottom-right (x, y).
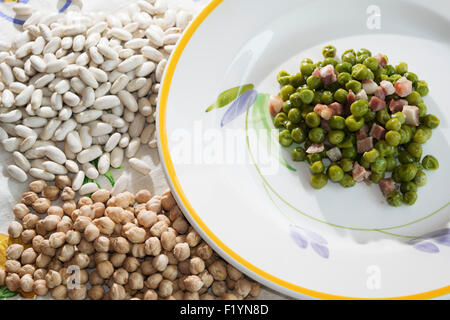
top-left (273, 45), bottom-right (440, 206)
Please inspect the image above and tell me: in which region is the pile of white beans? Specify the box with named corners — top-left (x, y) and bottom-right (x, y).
top-left (0, 0), bottom-right (192, 194)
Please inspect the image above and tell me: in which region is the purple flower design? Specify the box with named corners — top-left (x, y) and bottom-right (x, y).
top-left (220, 89), bottom-right (258, 127)
top-left (289, 225), bottom-right (329, 259)
top-left (410, 228), bottom-right (450, 254)
top-left (0, 0), bottom-right (71, 25)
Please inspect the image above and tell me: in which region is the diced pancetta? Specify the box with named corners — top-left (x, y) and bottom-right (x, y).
top-left (356, 129), bottom-right (368, 141)
top-left (380, 80), bottom-right (395, 96)
top-left (402, 105), bottom-right (420, 126)
top-left (374, 53), bottom-right (388, 67)
top-left (379, 178), bottom-right (395, 196)
top-left (347, 89), bottom-right (356, 106)
top-left (328, 102), bottom-right (343, 116)
top-left (320, 119), bottom-right (331, 132)
top-left (394, 77), bottom-right (413, 97)
top-left (357, 137), bottom-right (373, 153)
top-left (314, 104), bottom-right (333, 120)
top-left (319, 65), bottom-right (337, 85)
top-left (369, 123), bottom-right (386, 140)
top-left (374, 86), bottom-right (386, 100)
top-left (268, 95), bottom-right (283, 116)
top-left (312, 67), bottom-right (320, 78)
top-left (352, 162), bottom-right (371, 182)
top-left (355, 89), bottom-right (368, 101)
top-left (362, 79), bottom-right (379, 95)
top-left (326, 147), bottom-right (342, 162)
top-left (369, 96), bottom-right (386, 111)
top-left (306, 143), bottom-right (324, 154)
top-left (388, 99), bottom-right (407, 113)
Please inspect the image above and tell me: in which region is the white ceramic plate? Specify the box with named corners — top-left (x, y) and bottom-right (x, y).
top-left (158, 0), bottom-right (450, 299)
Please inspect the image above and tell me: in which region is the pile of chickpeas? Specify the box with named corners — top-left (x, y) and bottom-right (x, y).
top-left (0, 176), bottom-right (260, 300)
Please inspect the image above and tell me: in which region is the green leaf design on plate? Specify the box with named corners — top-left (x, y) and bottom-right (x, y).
top-left (251, 93), bottom-right (296, 172)
top-left (104, 169), bottom-right (115, 187)
top-left (0, 285), bottom-right (18, 299)
top-left (206, 84), bottom-right (254, 112)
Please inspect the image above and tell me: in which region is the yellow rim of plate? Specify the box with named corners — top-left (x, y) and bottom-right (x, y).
top-left (157, 0), bottom-right (450, 300)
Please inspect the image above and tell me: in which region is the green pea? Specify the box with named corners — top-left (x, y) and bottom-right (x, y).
top-left (341, 52), bottom-right (356, 65)
top-left (340, 158), bottom-right (354, 172)
top-left (351, 64), bottom-right (370, 81)
top-left (333, 88), bottom-right (348, 104)
top-left (385, 130), bottom-right (401, 147)
top-left (291, 127), bottom-right (306, 144)
top-left (385, 157), bottom-right (397, 171)
top-left (414, 171), bottom-right (427, 187)
top-left (345, 80), bottom-right (362, 93)
top-left (273, 112), bottom-right (287, 128)
top-left (289, 73), bottom-right (305, 87)
top-left (363, 149), bottom-right (380, 163)
top-left (335, 62), bottom-right (352, 73)
top-left (356, 54), bottom-right (369, 65)
top-left (289, 92), bottom-right (302, 108)
top-left (323, 57), bottom-right (339, 66)
top-left (322, 45), bottom-right (337, 58)
top-left (392, 112), bottom-right (406, 124)
top-left (399, 127), bottom-right (413, 144)
top-left (396, 163), bottom-right (418, 182)
top-left (307, 153), bottom-right (323, 164)
top-left (407, 142), bottom-right (422, 159)
top-left (363, 109), bottom-right (376, 122)
top-left (305, 112), bottom-right (321, 128)
top-left (329, 115), bottom-right (346, 130)
top-left (306, 75), bottom-right (321, 90)
top-left (422, 155), bottom-right (439, 170)
top-left (423, 114), bottom-right (440, 129)
top-left (299, 89), bottom-right (314, 104)
top-left (282, 100), bottom-right (292, 114)
top-left (309, 160), bottom-right (325, 174)
top-left (337, 135), bottom-right (355, 149)
top-left (308, 127), bottom-right (325, 143)
top-left (339, 174), bottom-right (356, 188)
top-left (375, 140), bottom-right (395, 157)
top-left (313, 91), bottom-right (322, 105)
top-left (375, 67), bottom-right (387, 78)
top-left (279, 129), bottom-right (293, 147)
top-left (277, 70), bottom-right (290, 85)
top-left (415, 80), bottom-right (429, 97)
top-left (360, 158), bottom-right (371, 169)
top-left (338, 72), bottom-right (352, 86)
top-left (279, 85), bottom-right (295, 101)
top-left (384, 64), bottom-right (394, 76)
top-left (328, 164), bottom-right (344, 182)
top-left (404, 72), bottom-right (419, 84)
top-left (300, 63), bottom-right (316, 77)
top-left (384, 118), bottom-right (400, 131)
top-left (395, 62), bottom-right (408, 74)
top-left (398, 150), bottom-right (415, 164)
top-left (320, 91), bottom-right (334, 105)
top-left (392, 169), bottom-right (401, 183)
top-left (371, 157), bottom-right (387, 173)
top-left (288, 108), bottom-right (302, 124)
top-left (285, 121), bottom-right (298, 131)
top-left (417, 103), bottom-right (428, 117)
top-left (370, 171), bottom-right (385, 183)
top-left (412, 161), bottom-right (423, 172)
top-left (405, 91), bottom-right (422, 106)
top-left (341, 147), bottom-right (357, 160)
top-left (402, 191), bottom-right (417, 205)
top-left (345, 115), bottom-right (364, 132)
top-left (328, 130), bottom-right (346, 145)
top-left (356, 48), bottom-right (371, 56)
top-left (350, 100), bottom-right (369, 117)
top-left (387, 190), bottom-right (403, 207)
top-left (413, 128), bottom-right (430, 144)
top-left (301, 58), bottom-right (313, 64)
top-left (363, 57), bottom-right (379, 72)
top-left (292, 147), bottom-right (307, 162)
top-left (310, 173), bottom-right (328, 189)
top-left (400, 181), bottom-right (417, 193)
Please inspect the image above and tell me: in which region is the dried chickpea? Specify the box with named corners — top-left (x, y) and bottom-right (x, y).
top-left (73, 216), bottom-right (92, 232)
top-left (84, 223), bottom-right (100, 242)
top-left (65, 230), bottom-right (81, 245)
top-left (19, 264), bottom-right (35, 277)
top-left (157, 214), bottom-right (171, 225)
top-left (68, 285), bottom-right (87, 300)
top-left (227, 264), bottom-right (243, 281)
top-left (0, 269), bottom-right (6, 286)
top-left (6, 243), bottom-right (24, 260)
top-left (146, 197), bottom-right (161, 213)
top-left (110, 253), bottom-right (126, 268)
top-left (129, 272), bottom-right (144, 290)
top-left (61, 188), bottom-right (75, 201)
top-left (32, 198), bottom-right (51, 214)
top-left (22, 213), bottom-right (39, 229)
top-left (43, 215), bottom-right (61, 231)
top-left (199, 270), bottom-right (214, 289)
top-left (47, 206), bottom-right (64, 218)
top-left (172, 217), bottom-right (188, 234)
top-left (161, 230), bottom-right (176, 251)
top-left (158, 279), bottom-right (174, 298)
top-left (91, 189), bottom-right (110, 203)
top-left (113, 268), bottom-right (129, 285)
top-left (200, 293), bottom-right (215, 300)
top-left (93, 217), bottom-right (115, 235)
top-left (21, 248), bottom-right (37, 264)
top-left (184, 275), bottom-right (204, 292)
top-left (189, 257), bottom-right (205, 275)
top-left (226, 277), bottom-right (236, 290)
top-left (6, 273), bottom-right (21, 291)
top-left (20, 274), bottom-right (34, 292)
top-left (131, 243), bottom-right (146, 258)
top-left (48, 259), bottom-right (63, 271)
top-left (57, 244), bottom-right (75, 262)
top-left (49, 232), bottom-right (66, 248)
top-left (92, 202), bottom-right (105, 218)
top-left (55, 175), bottom-right (72, 189)
top-left (13, 203), bottom-right (29, 219)
top-left (42, 186), bottom-right (59, 200)
top-left (145, 273), bottom-right (163, 289)
top-left (110, 283), bottom-right (126, 300)
top-left (123, 256), bottom-right (140, 273)
top-left (184, 291), bottom-right (200, 300)
top-left (161, 190), bottom-right (176, 210)
top-left (111, 237), bottom-right (130, 254)
top-left (143, 289), bottom-right (158, 300)
top-left (29, 180), bottom-right (46, 193)
top-left (79, 205), bottom-right (94, 219)
top-left (186, 230), bottom-right (201, 247)
top-left (33, 268), bottom-right (47, 280)
top-left (137, 210), bottom-right (157, 228)
top-left (88, 285), bottom-right (105, 300)
top-left (125, 226), bottom-right (146, 244)
top-left (136, 190), bottom-right (152, 203)
top-left (212, 280), bottom-right (227, 297)
top-left (72, 252), bottom-right (90, 269)
top-left (169, 206), bottom-right (182, 221)
top-left (162, 265), bottom-right (178, 281)
top-left (208, 261), bottom-right (227, 281)
top-left (22, 191), bottom-right (38, 205)
top-left (36, 253), bottom-right (52, 268)
top-left (150, 220), bottom-right (168, 237)
top-left (97, 260), bottom-right (114, 279)
top-left (33, 279), bottom-right (48, 296)
top-left (56, 216), bottom-right (73, 233)
top-left (20, 229), bottom-right (36, 244)
top-left (8, 221), bottom-right (23, 238)
top-left (46, 270), bottom-right (62, 288)
top-left (222, 293), bottom-right (239, 300)
top-left (51, 285), bottom-right (67, 300)
top-left (144, 237), bottom-right (161, 256)
top-left (234, 279), bottom-right (252, 298)
top-left (93, 236), bottom-right (110, 253)
top-left (77, 196), bottom-right (93, 207)
top-left (89, 270), bottom-right (104, 286)
top-left (153, 254), bottom-right (169, 272)
top-left (62, 200), bottom-right (76, 215)
top-left (173, 242), bottom-right (190, 261)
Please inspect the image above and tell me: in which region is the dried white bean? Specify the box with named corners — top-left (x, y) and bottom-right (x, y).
top-left (110, 146), bottom-right (124, 168)
top-left (126, 137), bottom-right (140, 158)
top-left (77, 145), bottom-right (102, 163)
top-left (83, 163), bottom-right (99, 179)
top-left (72, 170), bottom-right (85, 191)
top-left (29, 168), bottom-right (55, 181)
top-left (97, 153), bottom-right (111, 175)
top-left (65, 160), bottom-right (79, 173)
top-left (43, 161), bottom-right (68, 175)
top-left (111, 174), bottom-right (128, 196)
top-left (79, 182), bottom-right (99, 195)
top-left (8, 165), bottom-right (28, 182)
top-left (13, 151), bottom-right (31, 172)
top-left (129, 158), bottom-right (151, 175)
top-left (66, 131), bottom-right (82, 153)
